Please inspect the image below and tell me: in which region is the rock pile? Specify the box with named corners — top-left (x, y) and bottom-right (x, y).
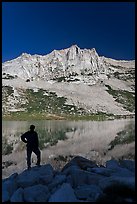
top-left (2, 156), bottom-right (135, 202)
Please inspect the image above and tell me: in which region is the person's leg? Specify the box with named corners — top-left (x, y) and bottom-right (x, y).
top-left (27, 148), bottom-right (32, 169)
top-left (33, 148), bottom-right (41, 166)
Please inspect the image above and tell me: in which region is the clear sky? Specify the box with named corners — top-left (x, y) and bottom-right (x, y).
top-left (2, 2), bottom-right (135, 62)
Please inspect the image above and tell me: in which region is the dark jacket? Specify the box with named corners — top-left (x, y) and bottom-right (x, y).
top-left (21, 130), bottom-right (39, 149)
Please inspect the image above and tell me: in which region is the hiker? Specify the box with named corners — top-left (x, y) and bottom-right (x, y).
top-left (21, 125), bottom-right (41, 170)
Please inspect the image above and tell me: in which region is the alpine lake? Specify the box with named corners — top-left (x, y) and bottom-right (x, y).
top-left (2, 117), bottom-right (135, 178)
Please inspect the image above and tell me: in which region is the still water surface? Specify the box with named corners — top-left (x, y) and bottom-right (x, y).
top-left (2, 118), bottom-right (135, 178)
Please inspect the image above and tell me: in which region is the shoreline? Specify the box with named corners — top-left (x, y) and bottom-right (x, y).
top-left (2, 113), bottom-right (135, 121)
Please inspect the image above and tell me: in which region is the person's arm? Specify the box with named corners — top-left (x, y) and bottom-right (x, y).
top-left (21, 132), bottom-right (28, 143)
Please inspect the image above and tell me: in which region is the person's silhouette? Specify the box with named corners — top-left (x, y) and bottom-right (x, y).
top-left (21, 125), bottom-right (41, 170)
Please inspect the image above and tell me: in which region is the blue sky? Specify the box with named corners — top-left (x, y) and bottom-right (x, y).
top-left (2, 2), bottom-right (135, 62)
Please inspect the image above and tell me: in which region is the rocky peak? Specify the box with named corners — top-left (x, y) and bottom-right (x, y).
top-left (69, 44), bottom-right (80, 52)
top-left (2, 46), bottom-right (135, 83)
top-left (21, 53), bottom-right (31, 58)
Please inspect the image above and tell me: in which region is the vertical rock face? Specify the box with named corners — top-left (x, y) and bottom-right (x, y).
top-left (2, 45), bottom-right (135, 82)
top-left (2, 45), bottom-right (135, 116)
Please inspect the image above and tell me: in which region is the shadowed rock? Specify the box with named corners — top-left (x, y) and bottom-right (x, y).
top-left (48, 183), bottom-right (78, 202)
top-left (61, 156), bottom-right (98, 172)
top-left (23, 184), bottom-right (50, 202)
top-left (2, 157), bottom-right (135, 202)
top-left (10, 188), bottom-right (24, 202)
top-left (74, 184), bottom-right (103, 201)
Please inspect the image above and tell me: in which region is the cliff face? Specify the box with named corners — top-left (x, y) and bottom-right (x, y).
top-left (2, 156), bottom-right (135, 202)
top-left (2, 45), bottom-right (134, 82)
top-left (2, 45), bottom-right (135, 116)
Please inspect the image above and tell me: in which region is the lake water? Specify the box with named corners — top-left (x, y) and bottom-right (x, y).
top-left (2, 118), bottom-right (135, 178)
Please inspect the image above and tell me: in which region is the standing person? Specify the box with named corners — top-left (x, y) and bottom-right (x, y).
top-left (21, 125), bottom-right (41, 170)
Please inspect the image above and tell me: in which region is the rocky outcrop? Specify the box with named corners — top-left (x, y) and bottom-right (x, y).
top-left (2, 156), bottom-right (135, 202)
top-left (2, 45), bottom-right (135, 82)
top-left (2, 45), bottom-right (135, 116)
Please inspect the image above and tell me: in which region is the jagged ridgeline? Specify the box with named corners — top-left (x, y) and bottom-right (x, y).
top-left (2, 45), bottom-right (135, 119)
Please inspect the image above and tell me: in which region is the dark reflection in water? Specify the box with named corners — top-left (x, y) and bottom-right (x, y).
top-left (2, 118), bottom-right (135, 178)
top-left (108, 122), bottom-right (135, 151)
top-left (2, 121), bottom-right (76, 155)
top-left (2, 118), bottom-right (135, 155)
top-left (38, 127), bottom-right (75, 147)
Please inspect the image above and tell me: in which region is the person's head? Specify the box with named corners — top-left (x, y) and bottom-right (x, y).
top-left (30, 125), bottom-right (35, 131)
